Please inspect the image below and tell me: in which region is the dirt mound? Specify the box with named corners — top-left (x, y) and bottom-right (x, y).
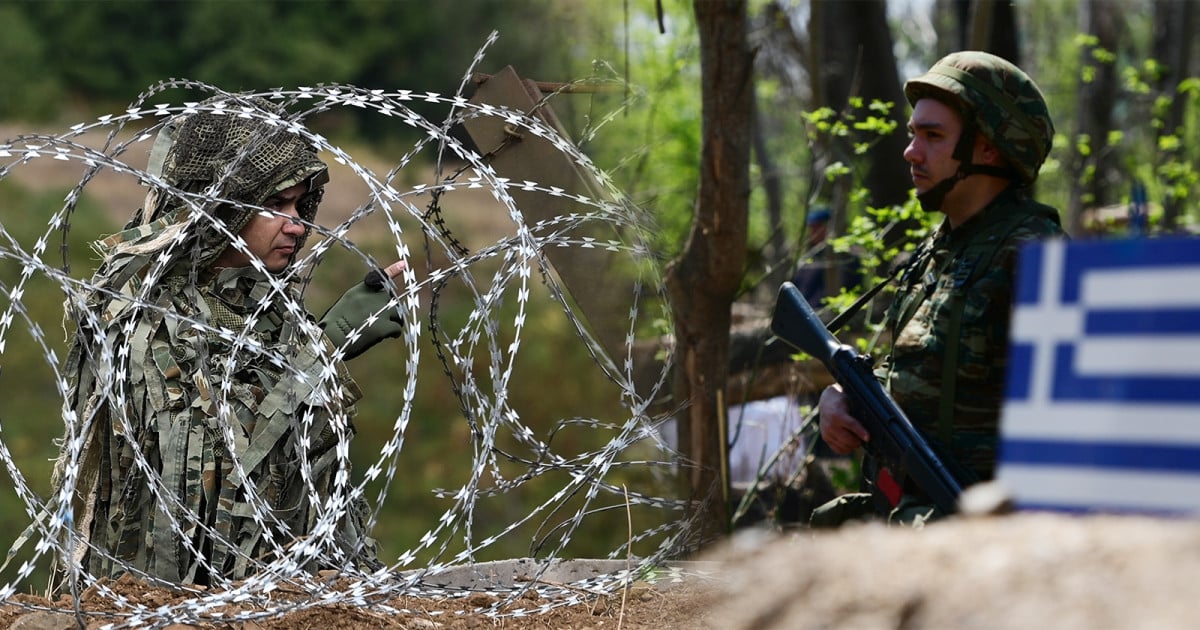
top-left (706, 511), bottom-right (1200, 629)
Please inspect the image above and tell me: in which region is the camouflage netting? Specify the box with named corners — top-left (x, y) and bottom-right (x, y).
top-left (0, 34), bottom-right (700, 627)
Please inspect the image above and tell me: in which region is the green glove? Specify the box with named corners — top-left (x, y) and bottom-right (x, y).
top-left (319, 270), bottom-right (404, 361)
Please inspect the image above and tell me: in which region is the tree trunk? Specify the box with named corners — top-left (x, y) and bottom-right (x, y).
top-left (1153, 0), bottom-right (1196, 232)
top-left (966, 0), bottom-right (1019, 61)
top-left (1067, 0), bottom-right (1122, 235)
top-left (750, 0), bottom-right (811, 295)
top-left (753, 89), bottom-right (788, 294)
top-left (665, 0), bottom-right (753, 547)
top-left (811, 0), bottom-right (910, 216)
top-left (937, 0), bottom-right (1019, 60)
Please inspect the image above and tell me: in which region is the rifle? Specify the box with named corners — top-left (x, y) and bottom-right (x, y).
top-left (770, 281), bottom-right (965, 514)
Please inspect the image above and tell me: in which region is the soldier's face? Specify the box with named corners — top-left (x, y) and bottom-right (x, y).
top-left (211, 182), bottom-right (308, 272)
top-left (903, 98), bottom-right (963, 195)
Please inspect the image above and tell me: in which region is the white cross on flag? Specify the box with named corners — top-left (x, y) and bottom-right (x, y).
top-left (997, 236), bottom-right (1200, 514)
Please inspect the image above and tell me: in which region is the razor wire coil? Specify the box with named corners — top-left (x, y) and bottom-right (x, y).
top-left (0, 37), bottom-right (704, 628)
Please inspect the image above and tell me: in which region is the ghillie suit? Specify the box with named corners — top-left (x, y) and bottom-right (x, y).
top-left (52, 97), bottom-right (378, 586)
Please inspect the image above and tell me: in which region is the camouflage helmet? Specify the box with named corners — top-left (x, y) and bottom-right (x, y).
top-left (904, 51), bottom-right (1054, 184)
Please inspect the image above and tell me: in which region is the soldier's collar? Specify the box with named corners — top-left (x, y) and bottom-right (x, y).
top-left (942, 187), bottom-right (1023, 245)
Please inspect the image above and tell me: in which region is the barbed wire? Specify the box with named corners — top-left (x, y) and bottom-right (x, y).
top-left (0, 38), bottom-right (702, 627)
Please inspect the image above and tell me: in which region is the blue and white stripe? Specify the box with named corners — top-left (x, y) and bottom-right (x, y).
top-left (997, 236), bottom-right (1200, 515)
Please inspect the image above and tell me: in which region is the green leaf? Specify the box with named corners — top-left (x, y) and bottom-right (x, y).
top-left (824, 162), bottom-right (851, 180)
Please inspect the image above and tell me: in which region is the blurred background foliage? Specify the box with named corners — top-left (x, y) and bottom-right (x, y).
top-left (0, 0), bottom-right (593, 118)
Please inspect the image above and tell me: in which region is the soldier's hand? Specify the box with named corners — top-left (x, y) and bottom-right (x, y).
top-left (818, 384), bottom-right (870, 454)
top-left (319, 260), bottom-right (406, 361)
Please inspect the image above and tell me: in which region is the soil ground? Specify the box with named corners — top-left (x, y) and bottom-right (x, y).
top-left (0, 573), bottom-right (719, 629)
top-left (3, 511), bottom-right (1198, 629)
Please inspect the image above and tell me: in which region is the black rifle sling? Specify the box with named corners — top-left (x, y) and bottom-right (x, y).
top-left (825, 263), bottom-right (901, 334)
top-left (891, 240), bottom-right (940, 339)
top-left (825, 234), bottom-right (941, 335)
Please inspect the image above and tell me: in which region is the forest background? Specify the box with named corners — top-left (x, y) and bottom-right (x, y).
top-left (1, 0), bottom-right (1198, 594)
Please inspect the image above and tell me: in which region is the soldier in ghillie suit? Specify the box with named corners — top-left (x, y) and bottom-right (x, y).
top-left (52, 96), bottom-right (405, 585)
top-left (812, 52), bottom-right (1065, 526)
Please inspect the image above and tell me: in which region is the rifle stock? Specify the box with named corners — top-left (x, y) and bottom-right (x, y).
top-left (770, 282), bottom-right (964, 514)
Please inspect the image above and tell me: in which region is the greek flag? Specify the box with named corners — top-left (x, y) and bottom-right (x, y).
top-left (997, 236), bottom-right (1200, 515)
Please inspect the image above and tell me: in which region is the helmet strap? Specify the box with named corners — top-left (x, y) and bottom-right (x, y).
top-left (916, 118), bottom-right (1015, 212)
top-left (916, 170), bottom-right (966, 212)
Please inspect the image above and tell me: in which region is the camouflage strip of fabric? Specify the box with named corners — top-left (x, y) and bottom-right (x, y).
top-left (55, 261), bottom-right (376, 584)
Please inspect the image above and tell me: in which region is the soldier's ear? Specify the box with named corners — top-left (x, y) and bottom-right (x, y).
top-left (969, 134), bottom-right (1008, 166)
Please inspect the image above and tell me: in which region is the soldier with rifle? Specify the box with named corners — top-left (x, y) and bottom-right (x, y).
top-left (786, 52), bottom-right (1065, 526)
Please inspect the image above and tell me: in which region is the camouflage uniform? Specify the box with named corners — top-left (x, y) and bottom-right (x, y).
top-left (883, 190), bottom-right (1063, 483)
top-left (53, 98), bottom-right (379, 585)
top-left (811, 52), bottom-right (1063, 527)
